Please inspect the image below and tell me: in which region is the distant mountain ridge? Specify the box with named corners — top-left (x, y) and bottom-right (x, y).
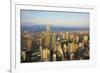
top-left (21, 24), bottom-right (89, 32)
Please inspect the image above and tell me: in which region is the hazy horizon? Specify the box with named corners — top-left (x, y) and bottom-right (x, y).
top-left (21, 10), bottom-right (89, 28)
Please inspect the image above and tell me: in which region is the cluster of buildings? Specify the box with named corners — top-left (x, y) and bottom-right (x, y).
top-left (21, 30), bottom-right (89, 63)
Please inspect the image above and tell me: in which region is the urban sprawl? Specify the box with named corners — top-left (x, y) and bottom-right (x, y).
top-left (21, 29), bottom-right (89, 63)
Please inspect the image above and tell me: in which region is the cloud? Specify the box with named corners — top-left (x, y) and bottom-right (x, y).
top-left (21, 10), bottom-right (89, 28)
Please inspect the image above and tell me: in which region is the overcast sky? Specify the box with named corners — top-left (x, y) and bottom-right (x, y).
top-left (21, 10), bottom-right (89, 28)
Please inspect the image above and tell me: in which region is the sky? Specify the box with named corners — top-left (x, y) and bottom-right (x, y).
top-left (21, 9), bottom-right (89, 28)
